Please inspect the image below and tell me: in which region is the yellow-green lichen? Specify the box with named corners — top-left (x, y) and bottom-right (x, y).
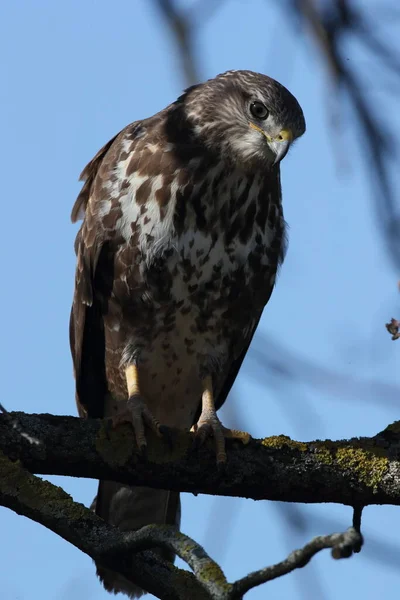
top-left (259, 435), bottom-right (389, 491)
top-left (0, 450), bottom-right (89, 519)
top-left (313, 444), bottom-right (334, 465)
top-left (170, 568), bottom-right (211, 600)
top-left (180, 538), bottom-right (230, 594)
top-left (197, 560), bottom-right (231, 593)
top-left (335, 446), bottom-right (388, 491)
top-left (261, 435), bottom-right (307, 452)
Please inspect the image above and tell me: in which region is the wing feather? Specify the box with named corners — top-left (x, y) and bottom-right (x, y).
top-left (71, 132), bottom-right (120, 224)
top-left (70, 122), bottom-right (142, 417)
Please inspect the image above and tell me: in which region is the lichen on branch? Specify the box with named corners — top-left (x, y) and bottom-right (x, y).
top-left (1, 412), bottom-right (400, 506)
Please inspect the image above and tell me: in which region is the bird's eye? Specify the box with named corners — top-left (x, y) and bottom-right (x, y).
top-left (250, 101), bottom-right (269, 120)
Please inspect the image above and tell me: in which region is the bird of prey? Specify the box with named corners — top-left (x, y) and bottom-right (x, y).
top-left (70, 69), bottom-right (305, 596)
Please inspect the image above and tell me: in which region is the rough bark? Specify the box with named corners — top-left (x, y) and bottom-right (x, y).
top-left (0, 409), bottom-right (368, 599)
top-left (1, 412), bottom-right (400, 506)
top-left (0, 446), bottom-right (209, 600)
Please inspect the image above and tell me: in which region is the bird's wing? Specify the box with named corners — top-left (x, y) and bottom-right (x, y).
top-left (214, 310), bottom-right (264, 412)
top-left (215, 179), bottom-right (287, 413)
top-left (70, 122), bottom-right (142, 418)
top-left (70, 121), bottom-right (182, 600)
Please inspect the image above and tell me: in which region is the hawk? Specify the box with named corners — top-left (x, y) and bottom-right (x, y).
top-left (70, 69), bottom-right (305, 596)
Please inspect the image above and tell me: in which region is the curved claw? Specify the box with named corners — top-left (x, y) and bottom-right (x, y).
top-left (192, 374), bottom-right (252, 465)
top-left (191, 414), bottom-right (252, 465)
top-left (192, 418), bottom-right (227, 464)
top-left (110, 394), bottom-right (163, 454)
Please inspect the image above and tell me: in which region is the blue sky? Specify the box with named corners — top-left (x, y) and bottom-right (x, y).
top-left (1, 1), bottom-right (400, 599)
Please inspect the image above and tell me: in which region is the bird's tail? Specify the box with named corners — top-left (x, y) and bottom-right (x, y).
top-left (93, 481), bottom-right (181, 597)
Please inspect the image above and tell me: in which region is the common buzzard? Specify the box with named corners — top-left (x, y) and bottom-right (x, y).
top-left (70, 69), bottom-right (305, 596)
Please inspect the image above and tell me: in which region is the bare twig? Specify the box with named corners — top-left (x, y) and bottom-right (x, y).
top-left (352, 505), bottom-right (363, 536)
top-left (251, 335), bottom-right (400, 409)
top-left (104, 525), bottom-right (231, 600)
top-left (231, 526), bottom-right (363, 597)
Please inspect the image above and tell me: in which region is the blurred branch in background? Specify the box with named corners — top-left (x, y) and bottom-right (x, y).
top-left (250, 334), bottom-right (400, 410)
top-left (154, 0), bottom-right (225, 85)
top-left (156, 0), bottom-right (400, 268)
top-left (291, 0), bottom-right (400, 269)
top-left (154, 0), bottom-right (200, 85)
top-left (151, 2), bottom-right (400, 599)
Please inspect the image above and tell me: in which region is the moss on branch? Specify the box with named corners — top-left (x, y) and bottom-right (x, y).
top-left (1, 412), bottom-right (400, 506)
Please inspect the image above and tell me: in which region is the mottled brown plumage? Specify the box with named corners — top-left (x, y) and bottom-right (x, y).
top-left (70, 69), bottom-right (305, 596)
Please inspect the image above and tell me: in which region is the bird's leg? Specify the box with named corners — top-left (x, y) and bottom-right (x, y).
top-left (111, 364), bottom-right (162, 452)
top-left (191, 375), bottom-right (251, 464)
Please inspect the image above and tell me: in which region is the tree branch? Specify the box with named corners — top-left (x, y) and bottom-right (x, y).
top-left (0, 402), bottom-right (41, 445)
top-left (0, 434), bottom-right (365, 599)
top-left (102, 525), bottom-right (231, 599)
top-left (1, 412), bottom-right (400, 506)
top-left (0, 448), bottom-right (210, 599)
top-left (231, 526), bottom-right (362, 597)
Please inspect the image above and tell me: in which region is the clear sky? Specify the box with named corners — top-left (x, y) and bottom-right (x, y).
top-left (1, 1), bottom-right (400, 599)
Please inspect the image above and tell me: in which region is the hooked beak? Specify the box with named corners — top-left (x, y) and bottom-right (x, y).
top-left (271, 129), bottom-right (293, 165)
top-left (249, 123), bottom-right (293, 165)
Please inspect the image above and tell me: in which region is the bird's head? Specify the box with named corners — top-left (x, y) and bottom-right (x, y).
top-left (183, 70), bottom-right (306, 170)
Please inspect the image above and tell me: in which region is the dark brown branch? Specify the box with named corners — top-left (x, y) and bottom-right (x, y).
top-left (1, 412), bottom-right (400, 506)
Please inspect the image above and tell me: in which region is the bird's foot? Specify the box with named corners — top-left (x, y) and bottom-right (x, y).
top-left (110, 393), bottom-right (163, 453)
top-left (192, 374), bottom-right (251, 465)
top-left (191, 413), bottom-right (251, 465)
top-left (109, 362), bottom-right (170, 453)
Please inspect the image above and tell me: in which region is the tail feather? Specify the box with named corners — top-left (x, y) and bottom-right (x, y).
top-left (93, 482), bottom-right (181, 597)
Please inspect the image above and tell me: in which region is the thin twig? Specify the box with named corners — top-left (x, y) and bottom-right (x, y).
top-left (104, 524), bottom-right (231, 600)
top-left (352, 505), bottom-right (363, 536)
top-left (231, 527), bottom-right (363, 597)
